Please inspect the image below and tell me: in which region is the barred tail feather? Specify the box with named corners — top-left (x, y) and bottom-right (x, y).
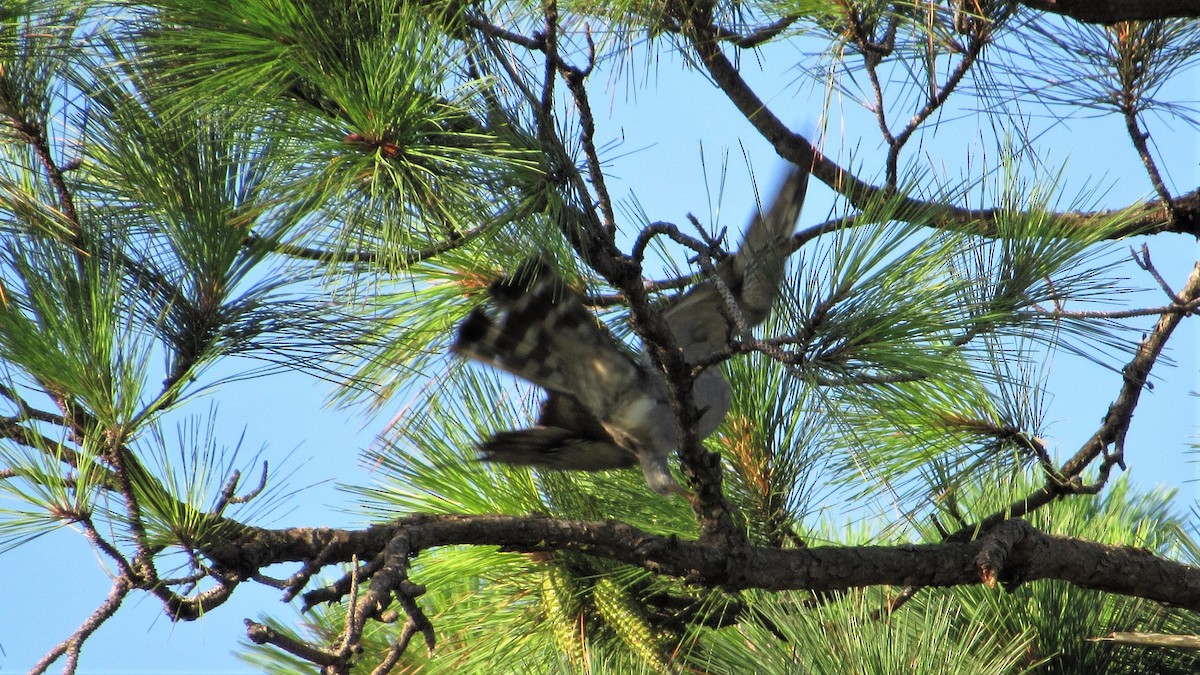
top-left (479, 427), bottom-right (636, 471)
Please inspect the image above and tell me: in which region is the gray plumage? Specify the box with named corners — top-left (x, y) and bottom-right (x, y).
top-left (451, 164), bottom-right (810, 495)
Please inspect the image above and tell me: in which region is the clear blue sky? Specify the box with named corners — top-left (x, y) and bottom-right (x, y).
top-left (4, 34), bottom-right (1198, 675)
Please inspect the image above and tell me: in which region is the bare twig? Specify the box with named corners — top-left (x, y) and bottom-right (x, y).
top-left (245, 619), bottom-right (341, 668)
top-left (336, 554), bottom-right (362, 663)
top-left (214, 461), bottom-right (269, 515)
top-left (369, 619), bottom-right (422, 675)
top-left (244, 218), bottom-right (497, 267)
top-left (585, 273), bottom-right (697, 307)
top-left (464, 11), bottom-right (544, 50)
top-left (887, 25), bottom-right (991, 186)
top-left (299, 553), bottom-right (386, 609)
top-left (1132, 244), bottom-right (1184, 302)
top-left (717, 14), bottom-right (802, 48)
top-left (843, 2), bottom-right (897, 154)
top-left (1034, 299), bottom-right (1200, 320)
top-left (1121, 105), bottom-right (1176, 217)
top-left (555, 34), bottom-right (617, 236)
top-left (31, 577), bottom-right (132, 675)
top-left (338, 535), bottom-right (435, 666)
top-left (77, 513), bottom-right (136, 579)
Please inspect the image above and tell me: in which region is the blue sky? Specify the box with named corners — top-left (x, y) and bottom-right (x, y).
top-left (5, 29), bottom-right (1199, 675)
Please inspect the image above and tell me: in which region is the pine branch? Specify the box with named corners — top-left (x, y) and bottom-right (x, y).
top-left (1014, 0), bottom-right (1200, 24)
top-left (202, 513), bottom-right (1200, 610)
top-left (683, 13), bottom-right (1200, 238)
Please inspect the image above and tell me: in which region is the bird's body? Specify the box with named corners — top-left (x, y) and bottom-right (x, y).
top-left (452, 164), bottom-right (810, 495)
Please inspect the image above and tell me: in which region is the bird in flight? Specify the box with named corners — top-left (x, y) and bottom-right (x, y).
top-left (452, 164), bottom-right (810, 495)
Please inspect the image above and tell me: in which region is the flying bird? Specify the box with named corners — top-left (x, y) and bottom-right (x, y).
top-left (451, 164), bottom-right (810, 495)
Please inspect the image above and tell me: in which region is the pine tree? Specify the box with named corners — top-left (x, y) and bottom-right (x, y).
top-left (3, 1), bottom-right (1200, 673)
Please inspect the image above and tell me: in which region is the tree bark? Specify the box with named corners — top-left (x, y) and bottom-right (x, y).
top-left (204, 515), bottom-right (1200, 611)
top-left (1016, 0), bottom-right (1200, 24)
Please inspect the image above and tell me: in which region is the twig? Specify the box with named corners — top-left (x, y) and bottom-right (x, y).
top-left (31, 577), bottom-right (132, 675)
top-left (244, 219), bottom-right (496, 267)
top-left (299, 554), bottom-right (385, 609)
top-left (585, 273), bottom-right (697, 307)
top-left (156, 575), bottom-right (239, 622)
top-left (336, 555), bottom-right (362, 660)
top-left (556, 29), bottom-right (618, 237)
top-left (843, 2), bottom-right (897, 158)
top-left (686, 213), bottom-right (728, 254)
top-left (632, 222), bottom-right (690, 264)
top-left (1037, 300), bottom-right (1200, 320)
top-left (370, 620), bottom-right (422, 675)
top-left (334, 534), bottom-right (435, 668)
top-left (214, 461), bottom-right (269, 515)
top-left (158, 569), bottom-right (209, 587)
top-left (719, 14), bottom-right (802, 49)
top-left (393, 580), bottom-right (436, 655)
top-left (690, 255), bottom-right (796, 370)
top-left (1132, 244), bottom-right (1183, 303)
top-left (539, 0), bottom-right (559, 136)
top-left (952, 255), bottom-right (1200, 540)
top-left (77, 512), bottom-right (137, 579)
top-left (245, 619), bottom-right (341, 668)
top-left (886, 24), bottom-right (990, 187)
top-left (1120, 88), bottom-right (1176, 218)
top-left (463, 11), bottom-right (544, 50)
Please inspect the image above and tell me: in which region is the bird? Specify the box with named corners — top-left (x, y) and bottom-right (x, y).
top-left (451, 164), bottom-right (811, 495)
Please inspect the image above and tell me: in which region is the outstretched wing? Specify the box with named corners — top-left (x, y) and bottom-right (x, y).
top-left (452, 259), bottom-right (646, 416)
top-left (663, 165), bottom-right (811, 362)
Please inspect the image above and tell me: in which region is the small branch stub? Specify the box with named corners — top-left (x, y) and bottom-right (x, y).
top-left (974, 519), bottom-right (1034, 589)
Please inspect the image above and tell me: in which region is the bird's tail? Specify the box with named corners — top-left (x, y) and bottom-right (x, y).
top-left (479, 426), bottom-right (637, 472)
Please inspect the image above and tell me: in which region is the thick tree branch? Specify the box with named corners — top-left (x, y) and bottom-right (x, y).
top-left (204, 514), bottom-right (1200, 610)
top-left (1014, 0), bottom-right (1200, 24)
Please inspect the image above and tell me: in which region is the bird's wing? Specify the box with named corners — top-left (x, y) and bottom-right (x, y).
top-left (663, 164), bottom-right (810, 362)
top-left (452, 259), bottom-right (647, 418)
